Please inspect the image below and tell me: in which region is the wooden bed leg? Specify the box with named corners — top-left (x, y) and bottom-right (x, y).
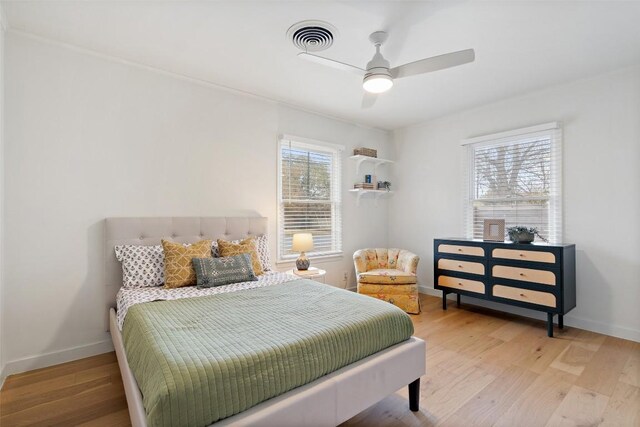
top-left (408, 378), bottom-right (420, 411)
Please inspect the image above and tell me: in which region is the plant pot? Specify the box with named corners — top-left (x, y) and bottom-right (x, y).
top-left (509, 231), bottom-right (535, 244)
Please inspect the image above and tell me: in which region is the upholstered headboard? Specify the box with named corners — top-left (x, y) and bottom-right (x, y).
top-left (104, 216), bottom-right (268, 312)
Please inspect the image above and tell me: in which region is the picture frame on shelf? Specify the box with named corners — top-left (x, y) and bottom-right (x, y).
top-left (483, 219), bottom-right (505, 241)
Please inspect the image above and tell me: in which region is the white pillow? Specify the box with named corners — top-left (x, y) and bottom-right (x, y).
top-left (255, 235), bottom-right (272, 272)
top-left (114, 245), bottom-right (165, 288)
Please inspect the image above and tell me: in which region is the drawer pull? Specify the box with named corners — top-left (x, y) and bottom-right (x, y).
top-left (519, 253), bottom-right (525, 257)
top-left (458, 282), bottom-right (463, 286)
top-left (520, 293), bottom-right (526, 297)
top-left (458, 264), bottom-right (463, 268)
top-left (520, 273), bottom-right (525, 276)
top-left (458, 248), bottom-right (462, 252)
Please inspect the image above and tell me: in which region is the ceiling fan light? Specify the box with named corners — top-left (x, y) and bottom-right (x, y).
top-left (363, 74), bottom-right (393, 94)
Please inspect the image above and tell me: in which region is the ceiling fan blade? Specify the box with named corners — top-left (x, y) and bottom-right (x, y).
top-left (297, 52), bottom-right (365, 75)
top-left (390, 49), bottom-right (475, 79)
top-left (361, 92), bottom-right (378, 109)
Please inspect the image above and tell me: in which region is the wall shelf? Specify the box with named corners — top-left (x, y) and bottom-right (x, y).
top-left (350, 155), bottom-right (394, 176)
top-left (349, 189), bottom-right (394, 207)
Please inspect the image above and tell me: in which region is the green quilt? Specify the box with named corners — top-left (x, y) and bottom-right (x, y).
top-left (122, 279), bottom-right (414, 427)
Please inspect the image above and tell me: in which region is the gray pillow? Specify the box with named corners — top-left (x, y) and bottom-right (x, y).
top-left (193, 254), bottom-right (258, 288)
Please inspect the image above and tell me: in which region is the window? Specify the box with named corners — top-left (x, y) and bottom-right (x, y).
top-left (278, 136), bottom-right (343, 261)
top-left (463, 123), bottom-right (562, 243)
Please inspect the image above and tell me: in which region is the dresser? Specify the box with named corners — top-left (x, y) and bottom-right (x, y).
top-left (434, 238), bottom-right (576, 337)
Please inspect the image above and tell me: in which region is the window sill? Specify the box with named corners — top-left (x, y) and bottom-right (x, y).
top-left (276, 252), bottom-right (344, 267)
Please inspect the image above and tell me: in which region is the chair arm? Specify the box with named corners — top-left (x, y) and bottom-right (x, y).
top-left (397, 250), bottom-right (420, 275)
top-left (353, 250), bottom-right (369, 275)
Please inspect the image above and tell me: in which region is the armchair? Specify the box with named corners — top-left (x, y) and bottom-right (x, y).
top-left (354, 248), bottom-right (420, 314)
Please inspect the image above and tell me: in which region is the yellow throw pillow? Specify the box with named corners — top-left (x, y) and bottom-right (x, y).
top-left (162, 239), bottom-right (212, 288)
top-left (217, 237), bottom-right (264, 276)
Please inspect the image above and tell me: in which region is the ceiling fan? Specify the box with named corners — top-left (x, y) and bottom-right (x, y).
top-left (298, 31), bottom-right (475, 105)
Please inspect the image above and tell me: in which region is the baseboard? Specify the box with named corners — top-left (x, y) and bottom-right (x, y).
top-left (418, 286), bottom-right (640, 343)
top-left (1, 339), bottom-right (114, 383)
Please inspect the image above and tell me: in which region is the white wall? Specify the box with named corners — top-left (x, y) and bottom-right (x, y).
top-left (390, 65), bottom-right (640, 342)
top-left (0, 6), bottom-right (6, 385)
top-left (2, 33), bottom-right (392, 376)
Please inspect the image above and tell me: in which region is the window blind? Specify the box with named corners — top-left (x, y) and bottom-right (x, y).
top-left (278, 137), bottom-right (343, 261)
top-left (462, 124), bottom-right (563, 243)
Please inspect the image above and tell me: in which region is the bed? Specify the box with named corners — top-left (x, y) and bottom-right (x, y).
top-left (106, 217), bottom-right (426, 427)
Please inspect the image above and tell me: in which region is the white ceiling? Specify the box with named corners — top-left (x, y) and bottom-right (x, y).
top-left (3, 1), bottom-right (640, 130)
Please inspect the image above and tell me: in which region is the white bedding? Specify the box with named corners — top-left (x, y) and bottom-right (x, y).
top-left (116, 271), bottom-right (298, 330)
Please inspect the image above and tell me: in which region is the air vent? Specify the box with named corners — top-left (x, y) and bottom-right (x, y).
top-left (287, 20), bottom-right (337, 52)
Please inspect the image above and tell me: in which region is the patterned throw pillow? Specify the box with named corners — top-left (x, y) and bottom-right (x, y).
top-left (162, 239), bottom-right (212, 288)
top-left (210, 236), bottom-right (271, 271)
top-left (217, 237), bottom-right (264, 276)
top-left (254, 235), bottom-right (272, 272)
top-left (114, 245), bottom-right (164, 288)
top-left (193, 254), bottom-right (258, 288)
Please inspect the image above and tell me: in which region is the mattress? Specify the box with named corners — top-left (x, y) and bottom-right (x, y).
top-left (121, 279), bottom-right (414, 427)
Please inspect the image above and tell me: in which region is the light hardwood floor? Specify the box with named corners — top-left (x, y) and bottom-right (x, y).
top-left (1, 294), bottom-right (638, 426)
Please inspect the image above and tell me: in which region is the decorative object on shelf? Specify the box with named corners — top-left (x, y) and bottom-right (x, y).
top-left (365, 174), bottom-right (372, 183)
top-left (354, 182), bottom-right (375, 189)
top-left (507, 226), bottom-right (549, 243)
top-left (483, 219), bottom-right (505, 241)
top-left (353, 147), bottom-right (377, 158)
top-left (292, 233), bottom-right (313, 270)
top-left (377, 181), bottom-right (391, 191)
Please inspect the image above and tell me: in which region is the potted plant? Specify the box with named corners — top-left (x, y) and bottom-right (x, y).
top-left (506, 226), bottom-right (548, 244)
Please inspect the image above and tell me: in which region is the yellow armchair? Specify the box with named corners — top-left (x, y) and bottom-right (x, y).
top-left (354, 248), bottom-right (420, 314)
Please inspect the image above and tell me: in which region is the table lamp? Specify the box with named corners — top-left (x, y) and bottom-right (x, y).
top-left (292, 233), bottom-right (313, 270)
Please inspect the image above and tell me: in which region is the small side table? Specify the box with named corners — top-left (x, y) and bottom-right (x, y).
top-left (287, 267), bottom-right (326, 283)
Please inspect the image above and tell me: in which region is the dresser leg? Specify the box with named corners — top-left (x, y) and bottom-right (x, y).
top-left (408, 378), bottom-right (420, 411)
top-left (559, 314), bottom-right (564, 329)
top-left (456, 293), bottom-right (461, 307)
top-left (442, 291), bottom-right (448, 310)
top-left (547, 313), bottom-right (554, 337)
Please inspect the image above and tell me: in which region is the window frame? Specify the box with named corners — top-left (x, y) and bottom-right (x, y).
top-left (277, 135), bottom-right (344, 263)
top-left (462, 123), bottom-right (563, 243)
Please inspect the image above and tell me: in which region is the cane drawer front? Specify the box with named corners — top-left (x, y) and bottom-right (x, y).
top-left (438, 244), bottom-right (484, 257)
top-left (492, 248), bottom-right (556, 264)
top-left (493, 285), bottom-right (557, 308)
top-left (492, 265), bottom-right (557, 286)
top-left (438, 276), bottom-right (485, 294)
top-left (437, 259), bottom-right (485, 276)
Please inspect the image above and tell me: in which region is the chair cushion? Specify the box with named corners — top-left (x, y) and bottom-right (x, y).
top-left (357, 269), bottom-right (417, 285)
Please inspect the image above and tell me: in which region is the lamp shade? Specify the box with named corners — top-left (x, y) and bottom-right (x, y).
top-left (291, 233), bottom-right (314, 252)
